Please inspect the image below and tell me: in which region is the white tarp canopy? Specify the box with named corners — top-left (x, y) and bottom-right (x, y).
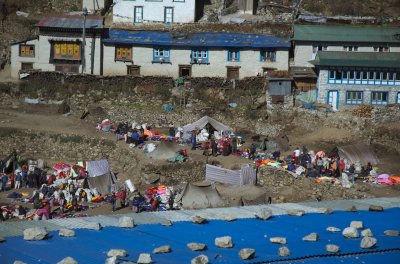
top-left (85, 159), bottom-right (117, 195)
top-left (338, 143), bottom-right (379, 166)
top-left (182, 116), bottom-right (233, 133)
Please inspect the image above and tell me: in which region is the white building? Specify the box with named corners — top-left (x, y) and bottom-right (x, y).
top-left (292, 24), bottom-right (400, 68)
top-left (101, 30), bottom-right (290, 79)
top-left (10, 15), bottom-right (104, 78)
top-left (112, 0), bottom-right (204, 24)
top-left (83, 0), bottom-right (105, 13)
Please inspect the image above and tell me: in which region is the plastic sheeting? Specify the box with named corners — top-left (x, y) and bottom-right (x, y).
top-left (205, 164), bottom-right (256, 185)
top-left (338, 143), bottom-right (379, 166)
top-left (177, 183), bottom-right (224, 209)
top-left (1, 209), bottom-right (400, 263)
top-left (183, 116), bottom-right (233, 133)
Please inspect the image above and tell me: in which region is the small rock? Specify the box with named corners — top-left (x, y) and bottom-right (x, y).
top-left (369, 205), bottom-right (384, 212)
top-left (239, 248), bottom-right (255, 260)
top-left (287, 210), bottom-right (305, 216)
top-left (350, 221), bottom-right (364, 229)
top-left (57, 257), bottom-right (77, 264)
top-left (105, 256), bottom-right (117, 264)
top-left (360, 237), bottom-right (377, 249)
top-left (187, 243), bottom-right (207, 251)
top-left (326, 226), bottom-right (341, 232)
top-left (346, 206), bottom-right (357, 212)
top-left (0, 236), bottom-right (5, 243)
top-left (303, 232), bottom-right (319, 242)
top-left (137, 253), bottom-right (152, 264)
top-left (191, 254), bottom-right (208, 264)
top-left (107, 249), bottom-right (127, 257)
top-left (87, 222), bottom-right (102, 230)
top-left (14, 261), bottom-right (27, 264)
top-left (224, 216), bottom-right (237, 222)
top-left (59, 229), bottom-right (75, 237)
top-left (342, 227), bottom-right (359, 238)
top-left (270, 237), bottom-right (286, 244)
top-left (153, 245), bottom-right (171, 254)
top-left (326, 244), bottom-right (340, 253)
top-left (384, 230), bottom-right (400, 236)
top-left (255, 209), bottom-right (272, 220)
top-left (192, 216), bottom-right (207, 224)
top-left (278, 246), bottom-right (290, 257)
top-left (215, 236), bottom-right (233, 248)
top-left (161, 220), bottom-right (173, 226)
top-left (361, 228), bottom-right (373, 237)
top-left (119, 216), bottom-right (135, 228)
top-left (23, 227), bottom-right (48, 241)
top-left (318, 208), bottom-right (333, 214)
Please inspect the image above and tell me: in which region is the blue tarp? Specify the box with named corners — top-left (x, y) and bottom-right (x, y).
top-left (102, 29), bottom-right (291, 49)
top-left (1, 209), bottom-right (399, 263)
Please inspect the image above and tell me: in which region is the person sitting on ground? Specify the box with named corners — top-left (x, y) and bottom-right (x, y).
top-left (272, 150), bottom-right (281, 160)
top-left (348, 163), bottom-right (356, 174)
top-left (287, 162), bottom-right (296, 172)
top-left (307, 165), bottom-right (318, 178)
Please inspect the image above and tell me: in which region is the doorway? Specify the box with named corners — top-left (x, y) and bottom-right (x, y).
top-left (227, 67), bottom-right (240, 80)
top-left (327, 90), bottom-right (339, 110)
top-left (179, 65), bottom-right (191, 77)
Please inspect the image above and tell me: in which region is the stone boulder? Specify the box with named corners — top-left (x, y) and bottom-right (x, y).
top-left (23, 227), bottom-right (48, 241)
top-left (318, 208), bottom-right (333, 214)
top-left (87, 222), bottom-right (102, 230)
top-left (270, 237), bottom-right (286, 244)
top-left (224, 216), bottom-right (237, 222)
top-left (0, 236), bottom-right (5, 243)
top-left (287, 210), bottom-right (305, 216)
top-left (278, 246), bottom-right (290, 257)
top-left (187, 243), bottom-right (207, 251)
top-left (254, 209), bottom-right (272, 220)
top-left (302, 232), bottom-right (319, 242)
top-left (119, 216), bottom-right (135, 228)
top-left (215, 236), bottom-right (233, 248)
top-left (192, 216), bottom-right (207, 224)
top-left (360, 237), bottom-right (377, 249)
top-left (369, 205), bottom-right (384, 212)
top-left (326, 226), bottom-right (341, 232)
top-left (361, 228), bottom-right (373, 237)
top-left (105, 256), bottom-right (117, 264)
top-left (326, 244), bottom-right (340, 253)
top-left (137, 253), bottom-right (152, 264)
top-left (57, 257), bottom-right (77, 264)
top-left (342, 227), bottom-right (359, 238)
top-left (346, 206), bottom-right (357, 212)
top-left (13, 261), bottom-right (27, 264)
top-left (59, 229), bottom-right (75, 237)
top-left (239, 248), bottom-right (255, 260)
top-left (161, 220), bottom-right (173, 226)
top-left (350, 221), bottom-right (364, 229)
top-left (191, 254), bottom-right (208, 264)
top-left (107, 249), bottom-right (127, 257)
top-left (153, 245), bottom-right (171, 254)
top-left (384, 230), bottom-right (399, 236)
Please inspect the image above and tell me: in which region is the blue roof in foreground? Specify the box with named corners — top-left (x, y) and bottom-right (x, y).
top-left (1, 208), bottom-right (399, 263)
top-left (102, 29), bottom-right (291, 48)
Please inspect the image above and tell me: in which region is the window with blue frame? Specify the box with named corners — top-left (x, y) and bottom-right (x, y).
top-left (191, 49), bottom-right (208, 64)
top-left (153, 47), bottom-right (170, 63)
top-left (260, 49), bottom-right (276, 62)
top-left (371, 91), bottom-right (389, 105)
top-left (227, 49), bottom-right (240, 62)
top-left (346, 91), bottom-right (363, 105)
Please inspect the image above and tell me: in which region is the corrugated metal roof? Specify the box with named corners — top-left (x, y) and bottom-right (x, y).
top-left (310, 51), bottom-right (400, 68)
top-left (37, 14), bottom-right (104, 29)
top-left (103, 29), bottom-right (291, 48)
top-left (293, 24), bottom-right (400, 43)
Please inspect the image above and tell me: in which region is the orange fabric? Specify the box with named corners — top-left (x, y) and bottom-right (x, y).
top-left (389, 176), bottom-right (400, 184)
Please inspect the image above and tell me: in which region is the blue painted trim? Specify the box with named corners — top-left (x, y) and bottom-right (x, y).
top-left (370, 90), bottom-right (389, 106)
top-left (153, 46), bottom-right (171, 62)
top-left (327, 70), bottom-right (400, 86)
top-left (227, 49), bottom-right (240, 62)
top-left (345, 90), bottom-right (364, 105)
top-left (191, 48), bottom-right (209, 63)
top-left (326, 89), bottom-right (339, 110)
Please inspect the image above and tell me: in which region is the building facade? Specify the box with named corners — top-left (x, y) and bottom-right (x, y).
top-left (11, 15), bottom-right (104, 78)
top-left (312, 51), bottom-right (400, 110)
top-left (293, 24), bottom-right (400, 68)
top-left (101, 30), bottom-right (290, 79)
top-left (112, 0), bottom-right (204, 24)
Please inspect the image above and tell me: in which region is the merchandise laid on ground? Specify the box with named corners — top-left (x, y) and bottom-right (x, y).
top-left (0, 198), bottom-right (399, 264)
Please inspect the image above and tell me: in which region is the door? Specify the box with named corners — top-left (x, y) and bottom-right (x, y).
top-left (134, 6), bottom-right (143, 23)
top-left (227, 67), bottom-right (239, 80)
top-left (327, 90), bottom-right (339, 110)
top-left (179, 65), bottom-right (191, 77)
top-left (164, 7), bottom-right (173, 23)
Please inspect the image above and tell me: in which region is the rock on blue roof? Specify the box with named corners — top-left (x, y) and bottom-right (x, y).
top-left (103, 29), bottom-right (291, 48)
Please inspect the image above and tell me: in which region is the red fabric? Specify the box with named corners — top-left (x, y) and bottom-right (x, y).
top-left (339, 160), bottom-right (345, 170)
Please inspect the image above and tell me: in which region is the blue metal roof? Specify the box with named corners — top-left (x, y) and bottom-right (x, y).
top-left (102, 29), bottom-right (291, 48)
top-left (1, 208), bottom-right (400, 263)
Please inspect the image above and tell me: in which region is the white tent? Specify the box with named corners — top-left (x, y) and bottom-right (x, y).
top-left (176, 183), bottom-right (225, 209)
top-left (85, 159), bottom-right (116, 195)
top-left (338, 143), bottom-right (379, 166)
top-left (182, 116), bottom-right (233, 133)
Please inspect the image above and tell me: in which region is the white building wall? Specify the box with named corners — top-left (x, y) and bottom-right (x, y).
top-left (102, 44), bottom-right (289, 79)
top-left (113, 0), bottom-right (195, 24)
top-left (10, 35), bottom-right (101, 78)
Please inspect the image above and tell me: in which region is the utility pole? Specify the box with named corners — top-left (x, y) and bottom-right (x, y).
top-left (82, 7), bottom-right (88, 74)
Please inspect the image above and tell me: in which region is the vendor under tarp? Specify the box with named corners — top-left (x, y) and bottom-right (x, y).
top-left (337, 142), bottom-right (379, 166)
